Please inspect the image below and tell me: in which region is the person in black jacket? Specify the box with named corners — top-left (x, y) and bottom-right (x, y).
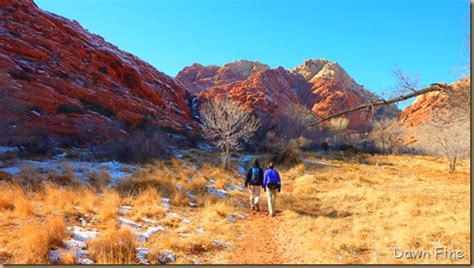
top-left (245, 159), bottom-right (264, 211)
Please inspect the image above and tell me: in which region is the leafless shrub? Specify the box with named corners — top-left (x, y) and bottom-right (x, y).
top-left (271, 136), bottom-right (309, 167)
top-left (370, 118), bottom-right (403, 154)
top-left (418, 82), bottom-right (470, 171)
top-left (95, 127), bottom-right (170, 164)
top-left (46, 165), bottom-right (80, 188)
top-left (329, 117), bottom-right (350, 148)
top-left (200, 98), bottom-right (260, 169)
top-left (276, 102), bottom-right (319, 140)
top-left (116, 169), bottom-right (176, 198)
top-left (89, 168), bottom-right (112, 191)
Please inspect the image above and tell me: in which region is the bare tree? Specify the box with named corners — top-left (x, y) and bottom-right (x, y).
top-left (371, 118), bottom-right (402, 154)
top-left (277, 102), bottom-right (319, 140)
top-left (329, 117), bottom-right (349, 147)
top-left (200, 98), bottom-right (260, 169)
top-left (421, 82), bottom-right (470, 171)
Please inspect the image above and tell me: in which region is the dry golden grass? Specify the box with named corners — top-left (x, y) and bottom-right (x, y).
top-left (14, 215), bottom-right (66, 263)
top-left (42, 185), bottom-right (78, 217)
top-left (127, 187), bottom-right (166, 220)
top-left (88, 227), bottom-right (137, 264)
top-left (274, 153), bottom-right (470, 264)
top-left (185, 176), bottom-right (208, 196)
top-left (0, 152), bottom-right (467, 265)
top-left (12, 187), bottom-right (34, 217)
top-left (117, 167), bottom-right (177, 198)
top-left (54, 250), bottom-right (76, 264)
top-left (171, 233), bottom-right (217, 254)
top-left (96, 189), bottom-right (121, 223)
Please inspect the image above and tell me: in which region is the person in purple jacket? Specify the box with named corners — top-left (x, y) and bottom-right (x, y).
top-left (263, 161), bottom-right (281, 217)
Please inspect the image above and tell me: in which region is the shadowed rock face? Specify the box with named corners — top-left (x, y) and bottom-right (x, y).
top-left (0, 0), bottom-right (196, 145)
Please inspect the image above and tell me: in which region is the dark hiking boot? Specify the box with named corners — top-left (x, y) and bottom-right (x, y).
top-left (255, 204), bottom-right (260, 212)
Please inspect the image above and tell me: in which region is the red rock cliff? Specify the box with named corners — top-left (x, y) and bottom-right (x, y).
top-left (0, 0), bottom-right (196, 145)
top-left (398, 77), bottom-right (470, 127)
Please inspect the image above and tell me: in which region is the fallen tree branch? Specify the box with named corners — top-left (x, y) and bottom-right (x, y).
top-left (308, 83), bottom-right (450, 128)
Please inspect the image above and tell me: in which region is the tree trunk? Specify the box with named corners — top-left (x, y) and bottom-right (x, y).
top-left (221, 152), bottom-right (229, 169)
top-left (449, 156), bottom-right (457, 172)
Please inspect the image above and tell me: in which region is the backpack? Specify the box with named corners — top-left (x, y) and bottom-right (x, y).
top-left (250, 167), bottom-right (260, 184)
top-left (267, 182), bottom-right (279, 190)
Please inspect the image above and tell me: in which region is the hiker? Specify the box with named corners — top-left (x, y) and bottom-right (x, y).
top-left (263, 162), bottom-right (281, 217)
top-left (245, 159), bottom-right (264, 211)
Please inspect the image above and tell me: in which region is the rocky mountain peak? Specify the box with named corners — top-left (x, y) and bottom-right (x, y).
top-left (217, 59), bottom-right (270, 79)
top-left (291, 59), bottom-right (358, 90)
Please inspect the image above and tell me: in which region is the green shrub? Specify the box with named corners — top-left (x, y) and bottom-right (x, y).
top-left (80, 98), bottom-right (116, 118)
top-left (57, 104), bottom-right (85, 114)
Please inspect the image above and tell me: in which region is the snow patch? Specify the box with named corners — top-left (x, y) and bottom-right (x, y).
top-left (119, 205), bottom-right (132, 214)
top-left (139, 225), bottom-right (166, 243)
top-left (226, 214), bottom-right (236, 222)
top-left (161, 198), bottom-right (170, 210)
top-left (207, 185), bottom-right (227, 198)
top-left (142, 217), bottom-right (157, 224)
top-left (137, 247), bottom-right (149, 264)
top-left (69, 226), bottom-right (98, 242)
top-left (0, 166), bottom-right (21, 175)
top-left (214, 240), bottom-right (230, 249)
top-left (119, 217), bottom-right (142, 228)
top-left (158, 251), bottom-right (175, 264)
top-left (0, 146), bottom-right (18, 155)
top-left (304, 159), bottom-right (340, 167)
top-left (48, 250), bottom-right (61, 263)
top-left (0, 159), bottom-right (137, 183)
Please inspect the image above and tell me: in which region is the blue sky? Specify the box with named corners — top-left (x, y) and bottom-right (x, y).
top-left (36, 0), bottom-right (469, 108)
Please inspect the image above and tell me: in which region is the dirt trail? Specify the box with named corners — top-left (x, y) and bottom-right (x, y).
top-left (229, 197), bottom-right (305, 264)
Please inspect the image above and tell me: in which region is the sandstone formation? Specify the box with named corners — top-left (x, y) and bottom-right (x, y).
top-left (398, 77), bottom-right (470, 127)
top-left (0, 0), bottom-right (196, 146)
top-left (291, 59), bottom-right (400, 130)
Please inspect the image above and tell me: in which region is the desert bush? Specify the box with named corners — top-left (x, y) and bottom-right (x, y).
top-left (13, 129), bottom-right (55, 157)
top-left (16, 166), bottom-right (45, 191)
top-left (88, 227), bottom-right (137, 264)
top-left (369, 118), bottom-right (402, 154)
top-left (185, 176), bottom-right (208, 196)
top-left (274, 102), bottom-right (320, 141)
top-left (116, 169), bottom-right (175, 198)
top-left (8, 69), bottom-right (31, 81)
top-left (171, 234), bottom-right (217, 254)
top-left (171, 191), bottom-right (191, 207)
top-left (46, 165), bottom-right (80, 187)
top-left (271, 136), bottom-right (309, 167)
top-left (0, 171), bottom-right (12, 182)
top-left (88, 168), bottom-right (112, 191)
top-left (57, 104), bottom-right (85, 114)
top-left (80, 98), bottom-right (116, 118)
top-left (96, 127), bottom-right (170, 164)
top-left (202, 200), bottom-right (236, 219)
